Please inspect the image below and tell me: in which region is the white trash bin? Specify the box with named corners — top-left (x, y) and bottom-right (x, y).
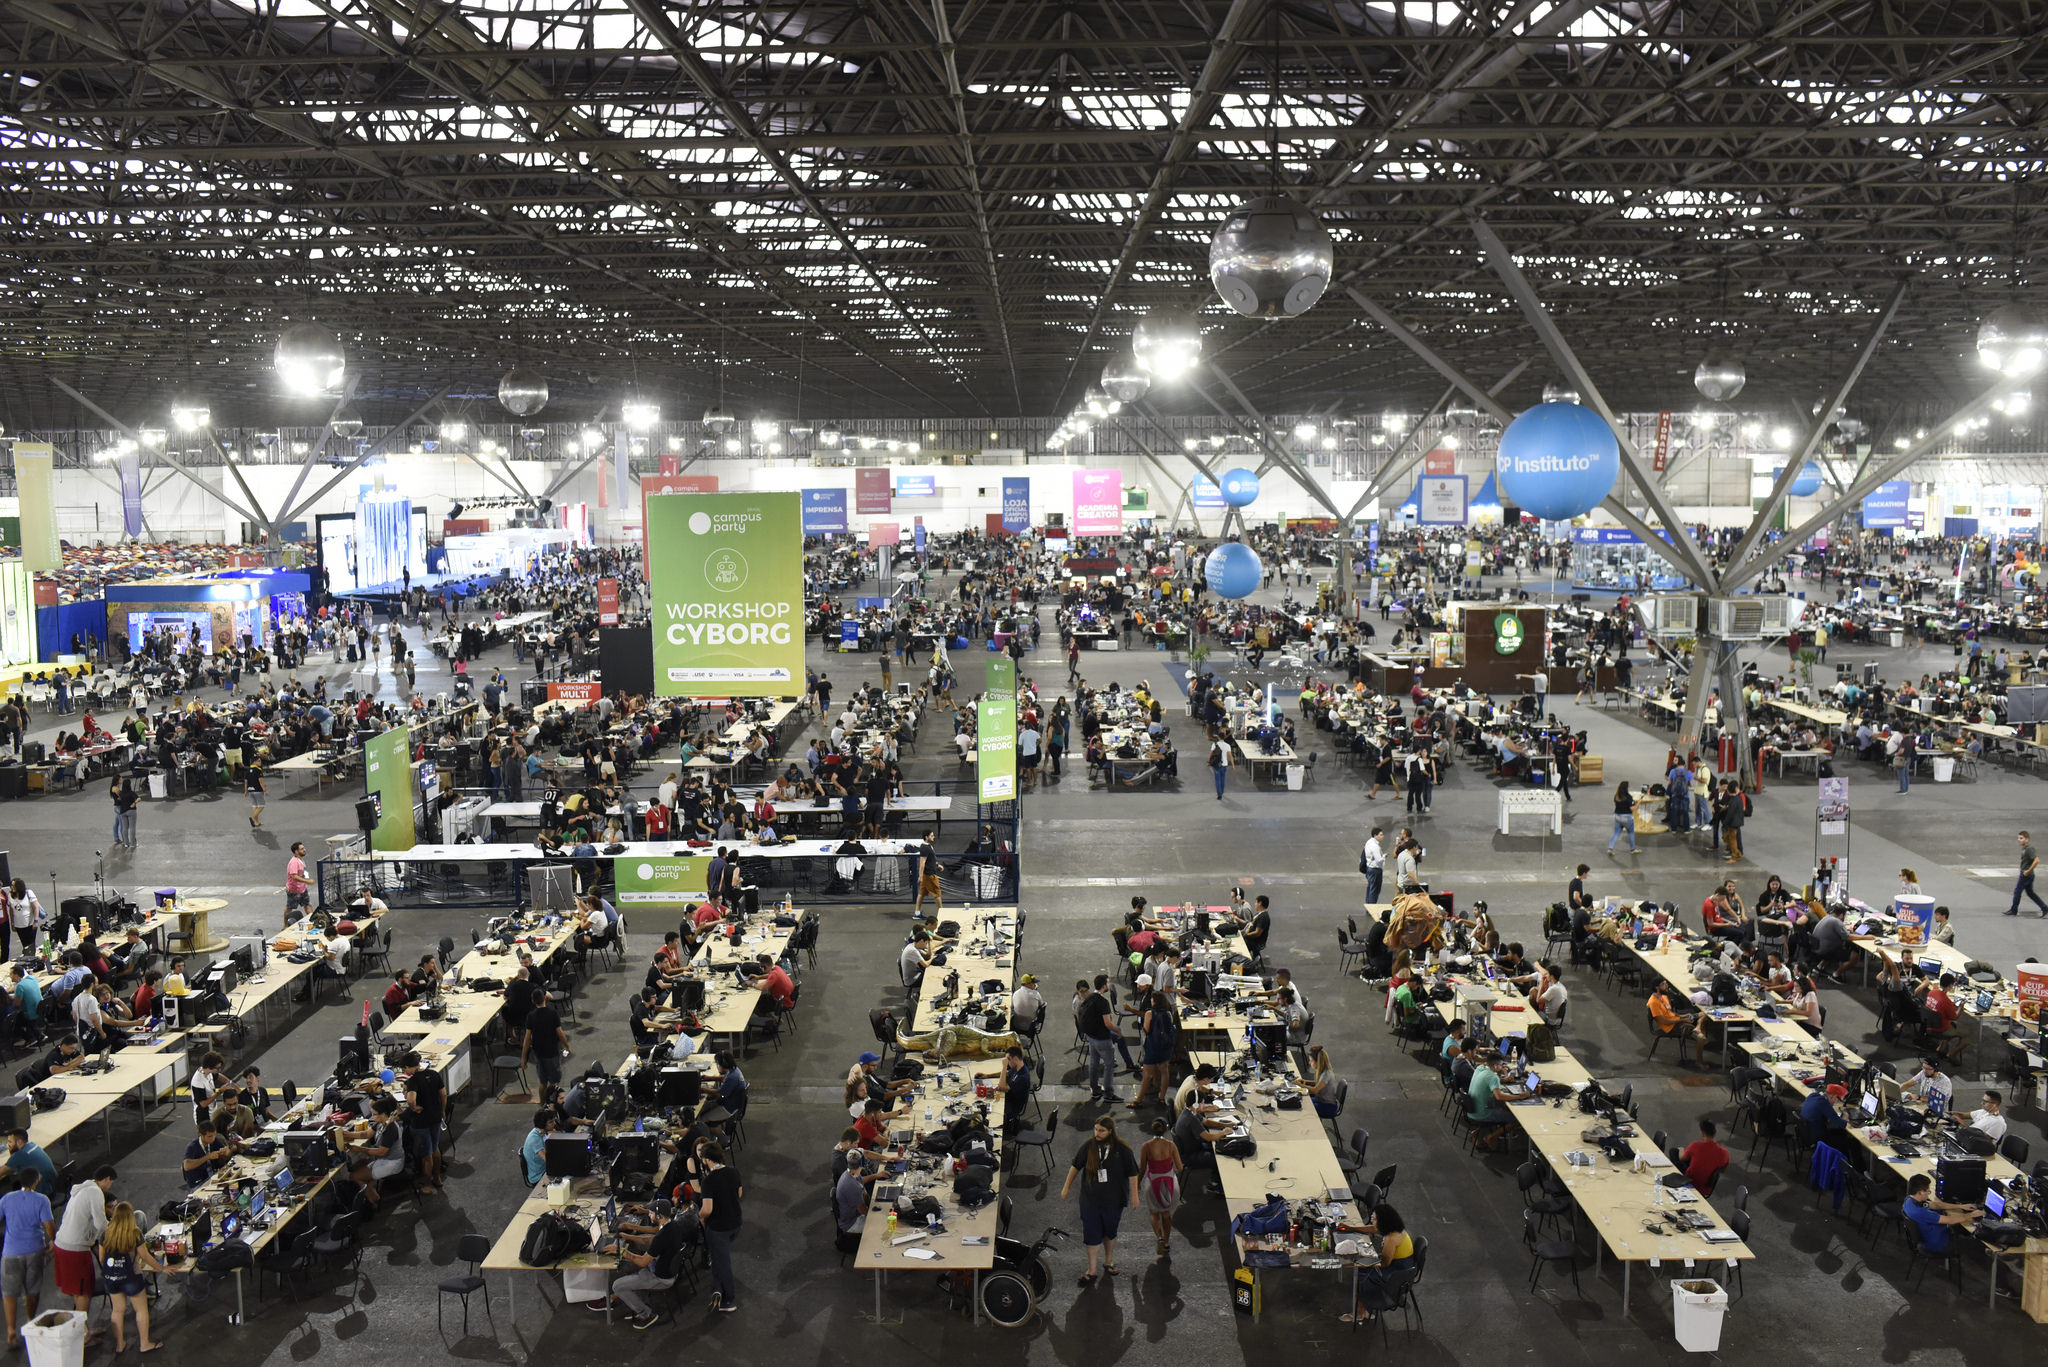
top-left (21, 1310), bottom-right (86, 1367)
top-left (1285, 764), bottom-right (1305, 791)
top-left (1931, 755), bottom-right (1955, 783)
top-left (147, 771), bottom-right (167, 800)
top-left (1670, 1279), bottom-right (1729, 1352)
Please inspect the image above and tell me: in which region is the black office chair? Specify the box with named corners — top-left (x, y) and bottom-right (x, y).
top-left (1349, 1252), bottom-right (1421, 1343)
top-left (1523, 1209), bottom-right (1582, 1296)
top-left (1336, 1128), bottom-right (1371, 1182)
top-left (1368, 1165), bottom-right (1397, 1198)
top-left (281, 1079), bottom-right (299, 1112)
top-left (1519, 1161), bottom-right (1572, 1236)
top-left (437, 1233), bottom-right (493, 1334)
top-left (1904, 1216), bottom-right (1965, 1292)
top-left (257, 1230), bottom-right (318, 1304)
top-left (360, 930), bottom-right (393, 974)
top-left (1999, 1134), bottom-right (2030, 1167)
top-left (1726, 1210), bottom-right (1750, 1299)
top-left (1336, 929), bottom-right (1366, 975)
top-left (1009, 1108), bottom-right (1059, 1178)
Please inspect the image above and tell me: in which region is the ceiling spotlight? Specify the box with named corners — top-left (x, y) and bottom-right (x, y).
top-left (440, 421), bottom-right (467, 442)
top-left (818, 427), bottom-right (841, 446)
top-left (1978, 304), bottom-right (2047, 376)
top-left (1132, 309), bottom-right (1203, 382)
top-left (622, 401), bottom-right (660, 431)
top-left (1770, 426), bottom-right (1793, 446)
top-left (1292, 422), bottom-right (1317, 441)
top-left (723, 437), bottom-right (742, 454)
top-left (1441, 433), bottom-right (1462, 450)
top-left (751, 417), bottom-right (780, 441)
top-left (701, 404), bottom-right (736, 430)
top-left (1069, 415), bottom-right (1092, 436)
top-left (274, 322), bottom-right (345, 396)
top-left (1321, 436), bottom-right (1337, 450)
top-left (581, 427), bottom-right (603, 448)
top-left (1084, 386), bottom-right (1115, 419)
top-left (1381, 412), bottom-right (1409, 433)
top-left (171, 401), bottom-right (211, 432)
top-left (1998, 389), bottom-right (2033, 416)
top-left (1371, 432), bottom-right (1387, 446)
top-left (290, 440), bottom-right (308, 456)
top-left (138, 428), bottom-right (166, 449)
top-left (1740, 420), bottom-right (1763, 440)
top-left (1542, 380), bottom-right (1582, 406)
top-left (789, 422), bottom-right (814, 437)
top-left (1893, 436), bottom-right (1911, 450)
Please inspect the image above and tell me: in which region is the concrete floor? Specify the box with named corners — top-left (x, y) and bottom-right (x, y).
top-left (3, 571), bottom-right (2044, 1366)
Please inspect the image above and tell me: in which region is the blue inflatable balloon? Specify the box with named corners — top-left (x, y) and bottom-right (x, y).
top-left (1219, 467), bottom-right (1260, 507)
top-left (379, 1068), bottom-right (395, 1084)
top-left (1495, 402), bottom-right (1620, 521)
top-left (1775, 462), bottom-right (1823, 497)
top-left (1204, 542), bottom-right (1263, 599)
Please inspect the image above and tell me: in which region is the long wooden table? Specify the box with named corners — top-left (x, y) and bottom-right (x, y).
top-left (480, 1171), bottom-right (622, 1323)
top-left (853, 906), bottom-right (1017, 1323)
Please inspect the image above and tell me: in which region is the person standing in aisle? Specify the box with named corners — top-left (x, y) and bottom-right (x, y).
top-left (244, 761), bottom-right (267, 829)
top-left (696, 1140), bottom-right (743, 1313)
top-left (110, 778), bottom-right (138, 851)
top-left (1209, 731), bottom-right (1232, 801)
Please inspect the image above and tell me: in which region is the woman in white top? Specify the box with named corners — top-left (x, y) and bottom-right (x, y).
top-left (3, 880), bottom-right (43, 961)
top-left (1898, 868), bottom-right (1922, 897)
top-left (1785, 975), bottom-right (1823, 1032)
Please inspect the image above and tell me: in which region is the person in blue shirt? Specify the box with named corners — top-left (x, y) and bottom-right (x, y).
top-left (2, 1132), bottom-right (57, 1192)
top-left (1800, 1083), bottom-right (1857, 1160)
top-left (1903, 1172), bottom-right (1980, 1253)
top-left (702, 1051), bottom-right (747, 1141)
top-left (521, 1110), bottom-right (558, 1186)
top-left (8, 970), bottom-right (41, 1046)
top-left (0, 1164), bottom-right (55, 1347)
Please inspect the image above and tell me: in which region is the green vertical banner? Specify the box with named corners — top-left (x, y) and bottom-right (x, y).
top-left (364, 725), bottom-right (417, 851)
top-left (11, 443), bottom-right (59, 573)
top-left (646, 491), bottom-right (803, 697)
top-left (978, 656), bottom-right (1016, 802)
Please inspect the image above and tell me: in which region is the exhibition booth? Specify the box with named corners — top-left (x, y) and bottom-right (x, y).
top-left (104, 566), bottom-right (311, 656)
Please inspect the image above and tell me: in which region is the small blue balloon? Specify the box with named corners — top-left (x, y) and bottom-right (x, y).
top-left (379, 1068), bottom-right (395, 1084)
top-left (1204, 542), bottom-right (1263, 598)
top-left (1219, 467), bottom-right (1260, 507)
top-left (1776, 462), bottom-right (1823, 497)
top-left (1495, 402), bottom-right (1620, 521)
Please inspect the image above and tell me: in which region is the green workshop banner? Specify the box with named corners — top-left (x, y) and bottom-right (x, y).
top-left (364, 725), bottom-right (416, 852)
top-left (979, 656), bottom-right (1016, 802)
top-left (646, 491), bottom-right (803, 697)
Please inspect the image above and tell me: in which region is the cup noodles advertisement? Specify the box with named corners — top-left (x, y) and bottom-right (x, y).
top-left (1071, 468), bottom-right (1122, 535)
top-left (2017, 962), bottom-right (2048, 1025)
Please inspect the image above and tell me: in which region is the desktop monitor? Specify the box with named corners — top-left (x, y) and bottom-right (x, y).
top-left (272, 1168), bottom-right (293, 1195)
top-left (654, 1068), bottom-right (703, 1111)
top-left (544, 1133), bottom-right (594, 1179)
top-left (673, 979), bottom-right (707, 1014)
top-left (338, 1036), bottom-right (369, 1077)
top-left (1936, 1157), bottom-right (1987, 1205)
top-left (1985, 1186), bottom-right (2008, 1219)
top-left (206, 964), bottom-right (237, 996)
top-left (283, 1130), bottom-right (336, 1175)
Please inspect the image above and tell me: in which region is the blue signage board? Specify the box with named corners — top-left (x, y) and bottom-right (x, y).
top-left (1862, 479), bottom-right (1910, 529)
top-left (801, 488), bottom-right (848, 533)
top-left (895, 474), bottom-right (937, 498)
top-left (1001, 477), bottom-right (1031, 532)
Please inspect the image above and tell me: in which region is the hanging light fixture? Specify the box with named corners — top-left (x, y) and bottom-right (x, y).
top-left (1084, 385), bottom-right (1118, 419)
top-left (1978, 304), bottom-right (2048, 375)
top-left (1542, 380), bottom-right (1581, 406)
top-left (622, 400), bottom-right (660, 431)
top-left (1694, 354), bottom-right (1747, 401)
top-left (171, 401), bottom-right (211, 432)
top-left (1132, 309), bottom-right (1203, 381)
top-left (274, 323), bottom-right (345, 396)
top-left (701, 404), bottom-right (736, 430)
top-left (751, 417), bottom-right (780, 442)
top-left (497, 367), bottom-right (549, 417)
top-left (1101, 353), bottom-right (1150, 403)
top-left (1208, 196), bottom-right (1335, 318)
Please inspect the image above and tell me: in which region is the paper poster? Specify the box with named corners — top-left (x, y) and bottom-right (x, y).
top-left (1417, 476), bottom-right (1468, 526)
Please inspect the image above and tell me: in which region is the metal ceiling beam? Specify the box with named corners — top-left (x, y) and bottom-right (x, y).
top-left (1466, 214), bottom-right (1719, 588)
top-left (1358, 361), bottom-right (1531, 515)
top-left (276, 382), bottom-right (358, 523)
top-left (278, 387), bottom-right (452, 527)
top-left (1725, 369), bottom-right (2038, 591)
top-left (1193, 365), bottom-right (1346, 522)
top-left (1053, 0), bottom-right (1265, 407)
top-left (206, 432), bottom-right (278, 540)
top-left (49, 379), bottom-right (266, 530)
top-left (1347, 290), bottom-right (1516, 427)
top-left (1725, 280), bottom-right (1906, 572)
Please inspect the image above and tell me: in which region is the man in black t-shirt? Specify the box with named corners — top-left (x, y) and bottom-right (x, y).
top-left (503, 968), bottom-right (534, 1034)
top-left (1078, 975), bottom-right (1120, 1102)
top-left (32, 1036), bottom-right (85, 1086)
top-left (402, 1052), bottom-right (446, 1193)
top-left (522, 999), bottom-right (568, 1090)
top-left (600, 1199), bottom-right (690, 1327)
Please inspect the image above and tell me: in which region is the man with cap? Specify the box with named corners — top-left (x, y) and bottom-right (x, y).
top-left (1800, 1081), bottom-right (1857, 1160)
top-left (595, 1199), bottom-right (691, 1329)
top-left (1010, 974), bottom-right (1045, 1032)
top-left (849, 1052), bottom-right (914, 1113)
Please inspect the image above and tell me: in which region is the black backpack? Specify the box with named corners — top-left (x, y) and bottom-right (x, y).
top-left (519, 1211), bottom-right (593, 1266)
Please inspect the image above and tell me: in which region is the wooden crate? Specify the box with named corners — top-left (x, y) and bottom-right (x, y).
top-left (1574, 754), bottom-right (1603, 783)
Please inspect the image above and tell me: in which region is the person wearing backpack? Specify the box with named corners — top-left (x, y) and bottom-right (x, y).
top-left (1890, 727), bottom-right (1915, 794)
top-left (1208, 732), bottom-right (1232, 800)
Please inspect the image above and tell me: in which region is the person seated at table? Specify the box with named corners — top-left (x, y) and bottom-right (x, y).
top-left (128, 970), bottom-right (161, 1023)
top-left (1648, 980), bottom-right (1709, 1068)
top-left (1902, 1054), bottom-right (1955, 1110)
top-left (1801, 1082), bottom-right (1861, 1159)
top-left (1810, 903), bottom-right (1858, 980)
top-left (1341, 1201), bottom-right (1415, 1326)
top-left (520, 1109), bottom-right (558, 1186)
top-left (181, 1117), bottom-right (237, 1187)
top-left (210, 1085), bottom-right (258, 1139)
top-left (1464, 1048), bottom-right (1530, 1148)
top-left (1676, 1117), bottom-right (1731, 1194)
top-left (28, 1034), bottom-right (85, 1085)
top-left (381, 970), bottom-right (415, 1019)
top-left (1904, 1171), bottom-right (1983, 1254)
top-left (1303, 1045), bottom-right (1346, 1119)
top-left (1702, 882), bottom-right (1753, 945)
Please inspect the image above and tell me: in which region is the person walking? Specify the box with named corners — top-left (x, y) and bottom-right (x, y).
top-left (1208, 732), bottom-right (1232, 801)
top-left (696, 1139), bottom-right (743, 1313)
top-left (1607, 781), bottom-right (1637, 854)
top-left (1061, 1117), bottom-right (1140, 1288)
top-left (97, 1201), bottom-right (184, 1352)
top-left (284, 842), bottom-right (312, 923)
top-left (244, 761), bottom-right (267, 829)
top-left (1137, 1118), bottom-right (1182, 1260)
top-left (0, 1164), bottom-right (54, 1350)
top-left (2007, 830), bottom-right (2048, 917)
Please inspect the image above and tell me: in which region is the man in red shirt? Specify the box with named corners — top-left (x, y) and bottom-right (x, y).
top-left (643, 801), bottom-right (671, 839)
top-left (382, 970), bottom-right (415, 1019)
top-left (739, 954), bottom-right (795, 1010)
top-left (1922, 973), bottom-right (1963, 1060)
top-left (1677, 1116), bottom-right (1730, 1195)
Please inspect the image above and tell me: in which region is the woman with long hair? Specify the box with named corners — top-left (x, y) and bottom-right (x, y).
top-left (1342, 1202), bottom-right (1415, 1324)
top-left (1059, 1116), bottom-right (1140, 1286)
top-left (1137, 1118), bottom-right (1182, 1260)
top-left (98, 1200), bottom-right (184, 1351)
top-left (1607, 781), bottom-right (1636, 854)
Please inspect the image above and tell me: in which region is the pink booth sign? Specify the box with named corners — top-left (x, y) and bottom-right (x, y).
top-left (1071, 468), bottom-right (1123, 535)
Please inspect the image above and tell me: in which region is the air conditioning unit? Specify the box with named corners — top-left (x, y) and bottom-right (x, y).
top-left (1638, 594), bottom-right (1700, 636)
top-left (1757, 595), bottom-right (1805, 634)
top-left (1707, 597), bottom-right (1768, 639)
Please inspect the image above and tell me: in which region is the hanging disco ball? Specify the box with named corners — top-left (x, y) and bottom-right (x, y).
top-left (701, 405), bottom-right (736, 430)
top-left (274, 323), bottom-right (345, 396)
top-left (330, 408), bottom-right (362, 438)
top-left (1132, 309), bottom-right (1203, 382)
top-left (1977, 303), bottom-right (2048, 375)
top-left (1204, 542), bottom-right (1263, 599)
top-left (1101, 353), bottom-right (1150, 404)
top-left (1207, 195), bottom-right (1335, 319)
top-left (498, 367), bottom-right (549, 417)
top-left (1694, 354), bottom-right (1747, 402)
top-left (1542, 380), bottom-right (1581, 406)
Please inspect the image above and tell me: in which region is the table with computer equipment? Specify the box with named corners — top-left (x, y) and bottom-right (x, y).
top-left (676, 905), bottom-right (800, 1055)
top-left (1736, 1029), bottom-right (2046, 1314)
top-left (24, 1028), bottom-right (191, 1152)
top-left (145, 1106), bottom-right (339, 1325)
top-left (854, 906), bottom-right (1017, 1324)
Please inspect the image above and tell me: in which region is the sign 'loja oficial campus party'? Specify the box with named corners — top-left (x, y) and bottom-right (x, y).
top-left (646, 492), bottom-right (803, 698)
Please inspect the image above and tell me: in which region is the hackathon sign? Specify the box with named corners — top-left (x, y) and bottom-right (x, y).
top-left (647, 491), bottom-right (803, 698)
